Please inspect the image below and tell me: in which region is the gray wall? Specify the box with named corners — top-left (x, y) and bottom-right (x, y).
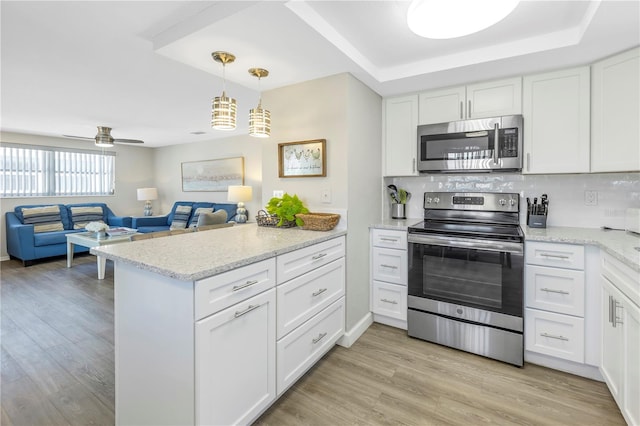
top-left (260, 73), bottom-right (382, 332)
top-left (1, 131), bottom-right (154, 259)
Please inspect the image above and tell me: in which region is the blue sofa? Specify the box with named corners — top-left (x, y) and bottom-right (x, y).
top-left (132, 201), bottom-right (238, 233)
top-left (5, 202), bottom-right (131, 266)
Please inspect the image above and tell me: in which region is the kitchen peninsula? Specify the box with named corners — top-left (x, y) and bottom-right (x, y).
top-left (92, 224), bottom-right (347, 425)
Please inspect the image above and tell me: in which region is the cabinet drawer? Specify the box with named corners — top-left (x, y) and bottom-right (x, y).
top-left (372, 281), bottom-right (407, 321)
top-left (195, 258), bottom-right (276, 320)
top-left (276, 297), bottom-right (345, 395)
top-left (371, 229), bottom-right (407, 250)
top-left (525, 242), bottom-right (584, 270)
top-left (277, 236), bottom-right (345, 284)
top-left (526, 265), bottom-right (585, 316)
top-left (372, 247), bottom-right (407, 285)
top-left (277, 258), bottom-right (345, 339)
top-left (525, 308), bottom-right (584, 363)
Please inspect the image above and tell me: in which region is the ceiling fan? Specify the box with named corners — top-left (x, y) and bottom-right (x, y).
top-left (63, 126), bottom-right (144, 147)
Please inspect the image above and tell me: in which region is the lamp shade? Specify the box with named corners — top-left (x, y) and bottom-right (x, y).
top-left (227, 185), bottom-right (252, 203)
top-left (137, 187), bottom-right (158, 201)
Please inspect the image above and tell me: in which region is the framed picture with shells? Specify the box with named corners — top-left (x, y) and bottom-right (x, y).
top-left (278, 139), bottom-right (326, 178)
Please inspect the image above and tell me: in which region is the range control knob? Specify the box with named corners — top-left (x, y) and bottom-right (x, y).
top-left (509, 198), bottom-right (517, 206)
top-left (433, 197), bottom-right (440, 204)
top-left (425, 197), bottom-right (432, 204)
top-left (498, 198), bottom-right (507, 206)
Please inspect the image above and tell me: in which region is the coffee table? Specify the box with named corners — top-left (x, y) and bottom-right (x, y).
top-left (66, 232), bottom-right (136, 279)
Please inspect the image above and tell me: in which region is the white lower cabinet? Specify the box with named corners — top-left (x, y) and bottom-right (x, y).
top-left (277, 298), bottom-right (345, 394)
top-left (601, 252), bottom-right (640, 426)
top-left (195, 289), bottom-right (276, 426)
top-left (370, 228), bottom-right (408, 329)
top-left (275, 236), bottom-right (346, 396)
top-left (525, 308), bottom-right (584, 363)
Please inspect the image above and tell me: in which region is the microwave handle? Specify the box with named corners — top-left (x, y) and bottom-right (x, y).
top-left (493, 123), bottom-right (500, 164)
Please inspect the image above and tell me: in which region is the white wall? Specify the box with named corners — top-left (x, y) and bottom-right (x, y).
top-left (385, 172), bottom-right (640, 228)
top-left (153, 135), bottom-right (263, 219)
top-left (1, 131), bottom-right (154, 259)
top-left (261, 73), bottom-right (382, 331)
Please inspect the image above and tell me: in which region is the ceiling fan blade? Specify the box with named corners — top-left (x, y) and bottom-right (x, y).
top-left (62, 134), bottom-right (93, 140)
top-left (113, 138), bottom-right (144, 144)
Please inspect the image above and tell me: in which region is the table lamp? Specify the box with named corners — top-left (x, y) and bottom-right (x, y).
top-left (227, 185), bottom-right (252, 223)
top-left (137, 187), bottom-right (158, 216)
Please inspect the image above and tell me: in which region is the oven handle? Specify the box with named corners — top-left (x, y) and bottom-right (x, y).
top-left (408, 233), bottom-right (523, 254)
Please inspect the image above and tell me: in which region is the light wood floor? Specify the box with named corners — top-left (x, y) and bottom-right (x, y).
top-left (1, 256), bottom-right (625, 426)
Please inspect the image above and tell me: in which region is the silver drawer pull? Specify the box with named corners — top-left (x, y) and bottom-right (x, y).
top-left (380, 237), bottom-right (399, 242)
top-left (540, 288), bottom-right (570, 295)
top-left (540, 332), bottom-right (569, 341)
top-left (540, 253), bottom-right (570, 260)
top-left (381, 264), bottom-right (398, 269)
top-left (234, 304), bottom-right (260, 318)
top-left (312, 288), bottom-right (327, 297)
top-left (312, 332), bottom-right (328, 344)
top-left (312, 253), bottom-right (327, 260)
top-left (381, 298), bottom-right (398, 305)
top-left (232, 280), bottom-right (259, 291)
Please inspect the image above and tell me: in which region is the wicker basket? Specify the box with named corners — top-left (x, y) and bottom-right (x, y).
top-left (295, 213), bottom-right (341, 231)
top-left (255, 210), bottom-right (296, 228)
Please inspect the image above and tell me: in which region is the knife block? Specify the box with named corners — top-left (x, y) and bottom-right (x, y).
top-left (527, 213), bottom-right (547, 228)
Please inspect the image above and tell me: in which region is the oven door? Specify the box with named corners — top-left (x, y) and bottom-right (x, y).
top-left (407, 233), bottom-right (523, 320)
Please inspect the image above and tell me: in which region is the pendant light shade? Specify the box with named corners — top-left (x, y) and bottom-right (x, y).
top-left (248, 68), bottom-right (271, 138)
top-left (211, 51), bottom-right (237, 131)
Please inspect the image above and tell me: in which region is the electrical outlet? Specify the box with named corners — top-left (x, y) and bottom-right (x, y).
top-left (273, 190), bottom-right (284, 198)
top-left (321, 188), bottom-right (331, 204)
top-left (584, 190), bottom-right (598, 206)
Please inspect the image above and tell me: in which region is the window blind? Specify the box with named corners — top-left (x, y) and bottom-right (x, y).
top-left (0, 143), bottom-right (115, 197)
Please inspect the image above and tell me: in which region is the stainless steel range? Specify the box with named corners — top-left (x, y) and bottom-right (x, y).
top-left (407, 192), bottom-right (524, 366)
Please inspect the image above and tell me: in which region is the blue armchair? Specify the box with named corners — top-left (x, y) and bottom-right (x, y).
top-left (132, 201), bottom-right (237, 233)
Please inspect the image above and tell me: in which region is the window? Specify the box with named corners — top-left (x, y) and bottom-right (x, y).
top-left (0, 143), bottom-right (115, 197)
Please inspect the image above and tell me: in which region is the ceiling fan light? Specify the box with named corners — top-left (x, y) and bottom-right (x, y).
top-left (249, 105), bottom-right (271, 138)
top-left (407, 0), bottom-right (520, 39)
top-left (211, 92), bottom-right (237, 130)
top-left (95, 133), bottom-right (114, 147)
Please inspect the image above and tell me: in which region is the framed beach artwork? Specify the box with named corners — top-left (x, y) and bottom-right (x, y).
top-left (278, 139), bottom-right (326, 178)
top-left (181, 157), bottom-right (244, 192)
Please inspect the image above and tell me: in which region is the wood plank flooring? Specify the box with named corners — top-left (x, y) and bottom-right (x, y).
top-left (1, 256), bottom-right (625, 426)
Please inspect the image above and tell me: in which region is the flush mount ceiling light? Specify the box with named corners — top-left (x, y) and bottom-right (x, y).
top-left (211, 51), bottom-right (237, 131)
top-left (248, 68), bottom-right (271, 138)
top-left (407, 0), bottom-right (520, 39)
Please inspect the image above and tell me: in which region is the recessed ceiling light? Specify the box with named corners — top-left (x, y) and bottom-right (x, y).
top-left (407, 0), bottom-right (520, 39)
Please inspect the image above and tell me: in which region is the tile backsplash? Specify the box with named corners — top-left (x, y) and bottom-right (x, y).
top-left (386, 172), bottom-right (639, 229)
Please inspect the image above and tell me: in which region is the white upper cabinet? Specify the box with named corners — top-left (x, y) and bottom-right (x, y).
top-left (418, 77), bottom-right (522, 125)
top-left (383, 95), bottom-right (419, 176)
top-left (591, 47), bottom-right (640, 172)
top-left (522, 67), bottom-right (591, 174)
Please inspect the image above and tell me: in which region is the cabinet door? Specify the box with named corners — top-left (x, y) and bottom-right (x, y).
top-left (601, 278), bottom-right (623, 404)
top-left (372, 280), bottom-right (407, 320)
top-left (383, 95), bottom-right (418, 176)
top-left (196, 289), bottom-right (276, 426)
top-left (622, 292), bottom-right (640, 426)
top-left (418, 86), bottom-right (465, 125)
top-left (522, 67), bottom-right (590, 174)
top-left (526, 264), bottom-right (585, 317)
top-left (466, 77), bottom-right (522, 119)
top-left (592, 47), bottom-right (640, 172)
top-left (372, 246), bottom-right (407, 285)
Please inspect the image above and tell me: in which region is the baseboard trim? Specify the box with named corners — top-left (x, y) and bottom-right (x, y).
top-left (525, 350), bottom-right (604, 381)
top-left (337, 312), bottom-right (373, 348)
top-left (0, 255), bottom-right (10, 262)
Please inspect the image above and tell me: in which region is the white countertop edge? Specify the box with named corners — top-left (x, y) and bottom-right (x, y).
top-left (91, 225), bottom-right (347, 282)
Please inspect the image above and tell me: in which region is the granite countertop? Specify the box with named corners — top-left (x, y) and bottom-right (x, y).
top-left (524, 226), bottom-right (640, 272)
top-left (369, 217), bottom-right (423, 230)
top-left (91, 224), bottom-right (347, 281)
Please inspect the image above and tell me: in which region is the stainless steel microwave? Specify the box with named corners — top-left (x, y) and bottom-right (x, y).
top-left (417, 115), bottom-right (523, 173)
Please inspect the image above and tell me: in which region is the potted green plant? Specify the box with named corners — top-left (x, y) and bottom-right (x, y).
top-left (265, 193), bottom-right (309, 227)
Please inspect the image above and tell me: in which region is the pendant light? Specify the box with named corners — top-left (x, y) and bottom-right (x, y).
top-left (211, 51), bottom-right (237, 130)
top-left (248, 68), bottom-right (271, 138)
